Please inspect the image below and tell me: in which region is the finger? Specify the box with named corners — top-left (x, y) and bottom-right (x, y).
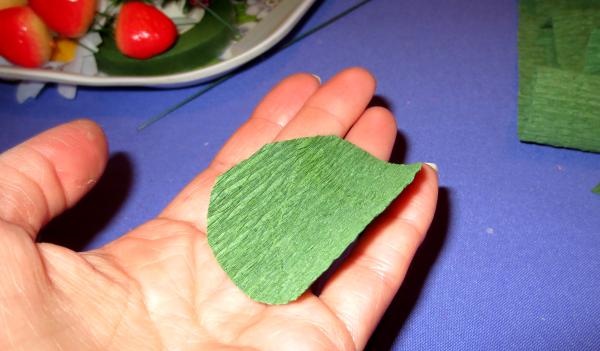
top-left (161, 73), bottom-right (321, 230)
top-left (0, 119), bottom-right (108, 239)
top-left (319, 166), bottom-right (439, 350)
top-left (210, 73), bottom-right (322, 173)
top-left (344, 106), bottom-right (397, 160)
top-left (276, 67), bottom-right (376, 141)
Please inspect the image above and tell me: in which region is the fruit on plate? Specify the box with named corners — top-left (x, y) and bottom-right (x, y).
top-left (29, 0), bottom-right (97, 38)
top-left (0, 0), bottom-right (27, 11)
top-left (51, 38), bottom-right (79, 63)
top-left (115, 1), bottom-right (178, 59)
top-left (96, 0), bottom-right (235, 76)
top-left (0, 6), bottom-right (53, 68)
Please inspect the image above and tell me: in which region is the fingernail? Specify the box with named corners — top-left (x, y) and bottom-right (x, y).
top-left (424, 162), bottom-right (438, 172)
top-left (311, 74), bottom-right (322, 83)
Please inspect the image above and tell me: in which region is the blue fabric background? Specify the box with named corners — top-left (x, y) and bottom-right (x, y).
top-left (1, 0), bottom-right (599, 349)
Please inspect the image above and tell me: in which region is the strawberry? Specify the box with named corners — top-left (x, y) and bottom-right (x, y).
top-left (29, 0), bottom-right (97, 38)
top-left (0, 6), bottom-right (53, 68)
top-left (0, 0), bottom-right (27, 11)
top-left (115, 1), bottom-right (177, 60)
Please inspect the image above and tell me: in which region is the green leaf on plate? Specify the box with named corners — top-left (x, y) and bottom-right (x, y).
top-left (207, 136), bottom-right (421, 304)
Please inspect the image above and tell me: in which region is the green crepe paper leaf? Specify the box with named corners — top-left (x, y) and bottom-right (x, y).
top-left (518, 67), bottom-right (600, 152)
top-left (207, 136), bottom-right (421, 304)
top-left (593, 183), bottom-right (600, 195)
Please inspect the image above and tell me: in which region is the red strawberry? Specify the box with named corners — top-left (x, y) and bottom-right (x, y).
top-left (115, 1), bottom-right (177, 60)
top-left (0, 0), bottom-right (27, 11)
top-left (29, 0), bottom-right (97, 38)
top-left (0, 6), bottom-right (53, 68)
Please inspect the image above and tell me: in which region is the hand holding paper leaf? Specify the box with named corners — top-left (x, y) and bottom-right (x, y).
top-left (0, 68), bottom-right (438, 350)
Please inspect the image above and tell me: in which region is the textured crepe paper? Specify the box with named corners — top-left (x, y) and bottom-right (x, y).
top-left (518, 67), bottom-right (600, 152)
top-left (518, 1), bottom-right (559, 133)
top-left (552, 9), bottom-right (600, 71)
top-left (518, 1), bottom-right (600, 152)
top-left (207, 136), bottom-right (421, 304)
top-left (584, 28), bottom-right (600, 74)
top-left (537, 28), bottom-right (559, 66)
top-left (518, 2), bottom-right (558, 106)
top-left (518, 27), bottom-right (558, 116)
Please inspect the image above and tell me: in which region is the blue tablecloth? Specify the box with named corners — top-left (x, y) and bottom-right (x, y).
top-left (1, 1), bottom-right (599, 349)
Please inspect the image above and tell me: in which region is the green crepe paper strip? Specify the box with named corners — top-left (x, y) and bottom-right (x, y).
top-left (518, 0), bottom-right (600, 153)
top-left (517, 1), bottom-right (558, 122)
top-left (537, 28), bottom-right (559, 67)
top-left (552, 9), bottom-right (600, 71)
top-left (584, 28), bottom-right (600, 73)
top-left (207, 136), bottom-right (421, 304)
top-left (518, 26), bottom-right (558, 122)
top-left (518, 67), bottom-right (600, 152)
top-left (593, 183), bottom-right (600, 194)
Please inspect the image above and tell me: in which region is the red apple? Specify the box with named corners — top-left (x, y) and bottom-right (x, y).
top-left (115, 1), bottom-right (177, 59)
top-left (29, 0), bottom-right (97, 38)
top-left (0, 6), bottom-right (53, 68)
top-left (0, 0), bottom-right (27, 11)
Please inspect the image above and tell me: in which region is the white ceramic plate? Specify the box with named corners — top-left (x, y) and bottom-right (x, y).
top-left (0, 0), bottom-right (315, 88)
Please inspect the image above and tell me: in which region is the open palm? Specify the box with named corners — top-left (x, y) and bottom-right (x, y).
top-left (0, 68), bottom-right (438, 351)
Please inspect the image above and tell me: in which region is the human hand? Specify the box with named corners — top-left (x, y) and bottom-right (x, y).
top-left (0, 68), bottom-right (438, 350)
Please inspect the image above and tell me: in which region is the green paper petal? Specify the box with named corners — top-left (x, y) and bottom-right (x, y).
top-left (207, 136), bottom-right (421, 304)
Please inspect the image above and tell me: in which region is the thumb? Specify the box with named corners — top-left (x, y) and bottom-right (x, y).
top-left (0, 119), bottom-right (108, 239)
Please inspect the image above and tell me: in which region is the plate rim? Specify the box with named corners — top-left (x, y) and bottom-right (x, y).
top-left (0, 0), bottom-right (316, 88)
